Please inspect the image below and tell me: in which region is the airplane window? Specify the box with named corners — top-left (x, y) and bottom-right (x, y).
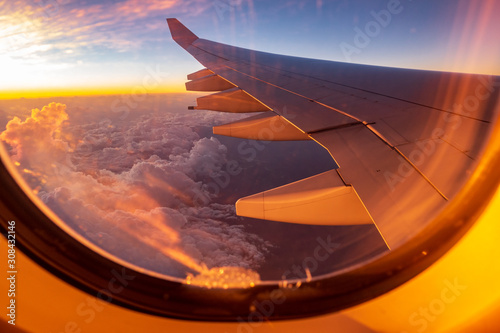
top-left (1, 0), bottom-right (499, 322)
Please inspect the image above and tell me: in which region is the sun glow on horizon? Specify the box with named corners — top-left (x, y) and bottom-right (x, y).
top-left (2, 1), bottom-right (499, 100)
top-left (0, 84), bottom-right (192, 100)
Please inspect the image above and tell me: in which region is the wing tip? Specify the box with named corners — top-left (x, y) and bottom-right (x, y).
top-left (166, 18), bottom-right (199, 49)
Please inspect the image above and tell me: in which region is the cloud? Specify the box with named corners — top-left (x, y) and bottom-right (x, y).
top-left (0, 102), bottom-right (71, 167)
top-left (1, 100), bottom-right (271, 278)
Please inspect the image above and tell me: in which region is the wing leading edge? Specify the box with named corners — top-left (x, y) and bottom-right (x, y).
top-left (167, 18), bottom-right (499, 250)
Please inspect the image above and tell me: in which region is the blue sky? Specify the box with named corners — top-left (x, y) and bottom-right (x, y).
top-left (1, 0), bottom-right (499, 96)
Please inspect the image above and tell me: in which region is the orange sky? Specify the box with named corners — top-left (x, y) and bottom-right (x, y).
top-left (0, 84), bottom-right (186, 100)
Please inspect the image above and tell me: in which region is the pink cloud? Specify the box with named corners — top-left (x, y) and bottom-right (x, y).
top-left (1, 0), bottom-right (211, 57)
top-left (115, 0), bottom-right (178, 18)
top-left (0, 102), bottom-right (70, 166)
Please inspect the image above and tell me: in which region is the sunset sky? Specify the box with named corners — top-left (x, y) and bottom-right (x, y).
top-left (1, 0), bottom-right (500, 98)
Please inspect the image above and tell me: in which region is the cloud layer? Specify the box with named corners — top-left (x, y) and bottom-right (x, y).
top-left (1, 99), bottom-right (271, 278)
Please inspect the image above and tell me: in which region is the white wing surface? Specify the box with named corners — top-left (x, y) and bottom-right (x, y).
top-left (167, 18), bottom-right (499, 249)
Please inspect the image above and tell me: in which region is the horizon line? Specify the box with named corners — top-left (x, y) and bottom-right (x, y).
top-left (0, 86), bottom-right (198, 100)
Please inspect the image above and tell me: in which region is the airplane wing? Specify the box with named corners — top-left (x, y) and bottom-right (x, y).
top-left (167, 18), bottom-right (499, 249)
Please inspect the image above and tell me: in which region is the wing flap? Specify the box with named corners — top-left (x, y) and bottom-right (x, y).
top-left (185, 74), bottom-right (236, 92)
top-left (213, 112), bottom-right (310, 141)
top-left (187, 68), bottom-right (214, 80)
top-left (236, 170), bottom-right (375, 226)
top-left (194, 87), bottom-right (271, 113)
